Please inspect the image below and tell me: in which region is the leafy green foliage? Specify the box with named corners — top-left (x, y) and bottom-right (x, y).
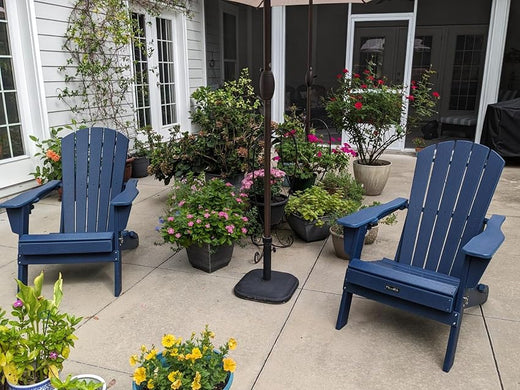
top-left (0, 273), bottom-right (81, 386)
top-left (190, 69), bottom-right (263, 176)
top-left (29, 127), bottom-right (67, 184)
top-left (319, 172), bottom-right (365, 203)
top-left (51, 375), bottom-right (104, 390)
top-left (273, 110), bottom-right (357, 180)
top-left (286, 186), bottom-right (361, 226)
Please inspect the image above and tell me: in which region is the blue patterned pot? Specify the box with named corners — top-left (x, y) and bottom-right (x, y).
top-left (8, 378), bottom-right (54, 390)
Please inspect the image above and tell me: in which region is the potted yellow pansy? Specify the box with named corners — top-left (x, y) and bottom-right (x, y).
top-left (130, 326), bottom-right (236, 390)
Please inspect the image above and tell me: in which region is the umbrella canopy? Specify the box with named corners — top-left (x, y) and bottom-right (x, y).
top-left (231, 0), bottom-right (367, 6)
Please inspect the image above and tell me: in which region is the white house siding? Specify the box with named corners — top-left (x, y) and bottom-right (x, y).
top-left (186, 0), bottom-right (207, 94)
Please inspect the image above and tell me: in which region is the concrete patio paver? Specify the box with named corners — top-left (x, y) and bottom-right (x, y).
top-left (0, 153), bottom-right (518, 389)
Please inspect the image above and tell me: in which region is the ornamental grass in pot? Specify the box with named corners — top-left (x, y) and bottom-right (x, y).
top-left (157, 174), bottom-right (250, 272)
top-left (130, 326), bottom-right (236, 390)
top-left (0, 273), bottom-right (81, 389)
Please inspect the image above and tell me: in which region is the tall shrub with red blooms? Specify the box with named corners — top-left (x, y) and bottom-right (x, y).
top-left (326, 65), bottom-right (440, 165)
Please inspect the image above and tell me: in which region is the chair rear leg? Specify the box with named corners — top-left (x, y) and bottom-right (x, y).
top-left (443, 312), bottom-right (463, 372)
top-left (336, 290), bottom-right (353, 330)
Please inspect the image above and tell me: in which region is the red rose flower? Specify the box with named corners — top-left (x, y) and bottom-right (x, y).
top-left (407, 95), bottom-right (415, 101)
top-left (432, 91), bottom-right (440, 98)
top-left (354, 101), bottom-right (363, 110)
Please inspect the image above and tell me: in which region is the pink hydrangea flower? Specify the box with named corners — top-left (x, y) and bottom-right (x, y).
top-left (205, 224), bottom-right (210, 229)
top-left (218, 211), bottom-right (229, 220)
top-left (175, 233), bottom-right (181, 238)
top-left (196, 219), bottom-right (202, 224)
top-left (188, 221), bottom-right (194, 227)
top-left (178, 200), bottom-right (185, 207)
top-left (204, 213), bottom-right (210, 218)
top-left (186, 214), bottom-right (193, 219)
top-left (167, 216), bottom-right (174, 222)
top-left (225, 225), bottom-right (235, 234)
top-left (242, 216), bottom-right (248, 222)
top-left (167, 228), bottom-right (174, 234)
top-left (241, 227), bottom-right (248, 234)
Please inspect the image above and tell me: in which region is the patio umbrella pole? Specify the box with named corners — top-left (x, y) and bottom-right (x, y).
top-left (234, 0), bottom-right (299, 304)
top-left (304, 0), bottom-right (314, 137)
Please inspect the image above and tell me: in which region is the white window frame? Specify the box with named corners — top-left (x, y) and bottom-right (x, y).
top-left (132, 9), bottom-right (190, 137)
top-left (0, 0), bottom-right (48, 196)
top-left (219, 1), bottom-right (239, 83)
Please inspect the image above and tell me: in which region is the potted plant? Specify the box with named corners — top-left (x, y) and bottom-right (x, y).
top-left (412, 137), bottom-right (427, 154)
top-left (0, 272), bottom-right (81, 389)
top-left (240, 168), bottom-right (287, 226)
top-left (148, 126), bottom-right (208, 185)
top-left (285, 186), bottom-right (360, 242)
top-left (131, 126), bottom-right (161, 178)
top-left (330, 201), bottom-right (398, 260)
top-left (30, 126), bottom-right (66, 186)
top-left (190, 68), bottom-right (263, 182)
top-left (51, 375), bottom-right (106, 390)
top-left (273, 110), bottom-right (357, 192)
top-left (158, 174), bottom-right (250, 272)
top-left (326, 66), bottom-right (440, 195)
top-left (130, 326), bottom-right (236, 390)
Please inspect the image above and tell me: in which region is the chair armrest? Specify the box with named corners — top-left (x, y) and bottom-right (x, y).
top-left (0, 180), bottom-right (61, 209)
top-left (111, 179), bottom-right (139, 207)
top-left (463, 214), bottom-right (506, 259)
top-left (337, 197), bottom-right (408, 228)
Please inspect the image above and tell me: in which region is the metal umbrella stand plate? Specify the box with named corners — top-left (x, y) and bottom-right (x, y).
top-left (234, 0), bottom-right (299, 304)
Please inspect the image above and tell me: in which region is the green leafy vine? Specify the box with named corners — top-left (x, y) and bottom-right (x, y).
top-left (58, 0), bottom-right (192, 135)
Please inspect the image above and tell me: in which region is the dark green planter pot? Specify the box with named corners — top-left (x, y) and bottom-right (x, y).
top-left (286, 213), bottom-right (331, 242)
top-left (186, 243), bottom-right (234, 273)
top-left (205, 172), bottom-right (244, 190)
top-left (251, 195), bottom-right (289, 226)
top-left (288, 175), bottom-right (316, 193)
top-left (132, 157), bottom-right (149, 178)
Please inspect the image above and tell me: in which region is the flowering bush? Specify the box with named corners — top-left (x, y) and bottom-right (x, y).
top-left (29, 126), bottom-right (66, 184)
top-left (158, 174), bottom-right (249, 248)
top-left (130, 326), bottom-right (236, 390)
top-left (0, 272), bottom-right (81, 386)
top-left (190, 68), bottom-right (263, 176)
top-left (273, 112), bottom-right (357, 179)
top-left (326, 66), bottom-right (440, 165)
top-left (240, 168), bottom-right (286, 202)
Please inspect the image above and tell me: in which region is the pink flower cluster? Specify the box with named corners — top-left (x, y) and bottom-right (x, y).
top-left (240, 168), bottom-right (286, 191)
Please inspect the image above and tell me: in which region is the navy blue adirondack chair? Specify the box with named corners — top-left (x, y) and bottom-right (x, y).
top-left (335, 141), bottom-right (505, 372)
top-left (0, 127), bottom-right (138, 296)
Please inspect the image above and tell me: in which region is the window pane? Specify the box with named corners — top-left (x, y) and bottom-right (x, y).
top-left (0, 57), bottom-right (14, 90)
top-left (9, 125), bottom-right (23, 157)
top-left (5, 91), bottom-right (19, 123)
top-left (156, 17), bottom-right (176, 126)
top-left (0, 127), bottom-right (9, 159)
top-left (223, 13), bottom-right (237, 59)
top-left (0, 22), bottom-right (9, 55)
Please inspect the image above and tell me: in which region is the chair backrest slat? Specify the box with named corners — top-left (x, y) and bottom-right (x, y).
top-left (396, 141), bottom-right (504, 278)
top-left (59, 128), bottom-right (129, 233)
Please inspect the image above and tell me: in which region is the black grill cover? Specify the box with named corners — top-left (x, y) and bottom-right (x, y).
top-left (481, 98), bottom-right (520, 158)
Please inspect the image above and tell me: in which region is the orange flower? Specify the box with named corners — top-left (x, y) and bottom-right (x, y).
top-left (46, 149), bottom-right (61, 162)
top-left (36, 177), bottom-right (43, 185)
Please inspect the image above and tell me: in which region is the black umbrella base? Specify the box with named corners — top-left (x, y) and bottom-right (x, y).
top-left (234, 269), bottom-right (299, 304)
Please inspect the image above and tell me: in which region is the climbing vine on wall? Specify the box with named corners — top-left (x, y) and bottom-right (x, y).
top-left (58, 0), bottom-right (192, 135)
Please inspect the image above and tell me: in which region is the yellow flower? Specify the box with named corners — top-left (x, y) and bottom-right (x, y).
top-left (141, 345), bottom-right (147, 352)
top-left (191, 371), bottom-right (201, 390)
top-left (133, 367), bottom-right (147, 385)
top-left (145, 349), bottom-right (157, 361)
top-left (167, 371), bottom-right (180, 382)
top-left (223, 357), bottom-right (236, 373)
top-left (129, 354), bottom-right (139, 366)
top-left (162, 334), bottom-right (176, 348)
top-left (228, 338), bottom-right (237, 350)
top-left (147, 379), bottom-right (154, 389)
top-left (169, 348), bottom-right (179, 357)
top-left (191, 347), bottom-right (202, 360)
top-left (171, 379), bottom-right (182, 389)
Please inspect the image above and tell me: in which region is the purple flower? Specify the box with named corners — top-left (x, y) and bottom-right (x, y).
top-left (49, 352), bottom-right (58, 360)
top-left (13, 299), bottom-right (23, 308)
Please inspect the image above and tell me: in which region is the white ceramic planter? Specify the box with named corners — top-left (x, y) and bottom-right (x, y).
top-left (352, 159), bottom-right (392, 196)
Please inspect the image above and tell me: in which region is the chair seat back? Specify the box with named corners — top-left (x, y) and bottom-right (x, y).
top-left (60, 127), bottom-right (129, 233)
top-left (396, 141), bottom-right (504, 280)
